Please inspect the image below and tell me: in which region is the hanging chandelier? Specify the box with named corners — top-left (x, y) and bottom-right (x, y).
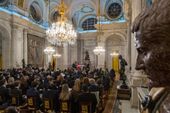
top-left (44, 46), bottom-right (55, 55)
top-left (46, 0), bottom-right (77, 46)
top-left (110, 51), bottom-right (119, 56)
top-left (93, 46), bottom-right (105, 55)
top-left (53, 53), bottom-right (61, 58)
top-left (93, 0), bottom-right (105, 55)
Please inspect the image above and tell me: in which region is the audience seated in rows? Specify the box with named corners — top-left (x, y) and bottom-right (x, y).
top-left (0, 65), bottom-right (115, 113)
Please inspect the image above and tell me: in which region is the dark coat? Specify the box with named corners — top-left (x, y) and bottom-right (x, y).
top-left (42, 89), bottom-right (60, 112)
top-left (77, 92), bottom-right (97, 113)
top-left (70, 89), bottom-right (80, 113)
top-left (0, 86), bottom-right (10, 107)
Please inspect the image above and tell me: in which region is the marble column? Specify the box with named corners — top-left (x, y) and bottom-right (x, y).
top-left (63, 44), bottom-right (69, 69)
top-left (130, 0), bottom-right (146, 108)
top-left (11, 25), bottom-right (24, 68)
top-left (131, 0), bottom-right (142, 72)
top-left (97, 42), bottom-right (105, 68)
top-left (23, 29), bottom-right (28, 65)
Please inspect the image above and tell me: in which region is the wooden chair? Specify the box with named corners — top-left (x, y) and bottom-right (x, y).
top-left (0, 95), bottom-right (7, 113)
top-left (10, 95), bottom-right (20, 106)
top-left (79, 102), bottom-right (92, 113)
top-left (60, 100), bottom-right (70, 113)
top-left (43, 98), bottom-right (53, 113)
top-left (27, 96), bottom-right (37, 113)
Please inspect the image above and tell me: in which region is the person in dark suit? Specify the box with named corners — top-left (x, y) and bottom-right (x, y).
top-left (0, 75), bottom-right (10, 108)
top-left (10, 81), bottom-right (25, 106)
top-left (77, 85), bottom-right (97, 113)
top-left (26, 81), bottom-right (41, 109)
top-left (42, 82), bottom-right (60, 113)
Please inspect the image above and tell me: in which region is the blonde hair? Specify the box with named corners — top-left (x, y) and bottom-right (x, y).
top-left (73, 79), bottom-right (81, 92)
top-left (89, 78), bottom-right (96, 85)
top-left (59, 83), bottom-right (70, 101)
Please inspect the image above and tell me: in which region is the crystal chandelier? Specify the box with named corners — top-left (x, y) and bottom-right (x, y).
top-left (46, 0), bottom-right (77, 46)
top-left (44, 46), bottom-right (55, 55)
top-left (53, 53), bottom-right (61, 58)
top-left (93, 0), bottom-right (105, 55)
top-left (110, 51), bottom-right (119, 56)
top-left (93, 46), bottom-right (105, 55)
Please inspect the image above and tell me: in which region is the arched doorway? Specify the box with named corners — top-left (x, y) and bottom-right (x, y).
top-left (0, 32), bottom-right (2, 69)
top-left (105, 34), bottom-right (125, 70)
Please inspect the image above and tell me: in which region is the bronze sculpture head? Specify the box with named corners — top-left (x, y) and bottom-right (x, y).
top-left (132, 0), bottom-right (170, 88)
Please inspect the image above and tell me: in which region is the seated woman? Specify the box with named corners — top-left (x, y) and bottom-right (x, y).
top-left (70, 79), bottom-right (81, 113)
top-left (59, 83), bottom-right (71, 112)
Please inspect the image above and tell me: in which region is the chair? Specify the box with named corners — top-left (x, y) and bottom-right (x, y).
top-left (27, 96), bottom-right (37, 113)
top-left (0, 95), bottom-right (7, 112)
top-left (43, 98), bottom-right (53, 113)
top-left (60, 100), bottom-right (70, 113)
top-left (79, 102), bottom-right (92, 113)
top-left (10, 95), bottom-right (20, 106)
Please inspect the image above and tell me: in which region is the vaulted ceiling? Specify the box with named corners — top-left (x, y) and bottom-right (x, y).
top-left (0, 0), bottom-right (127, 31)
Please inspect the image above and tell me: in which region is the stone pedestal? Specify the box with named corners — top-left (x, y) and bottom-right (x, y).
top-left (130, 70), bottom-right (148, 108)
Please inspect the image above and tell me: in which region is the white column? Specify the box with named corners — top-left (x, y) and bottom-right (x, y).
top-left (97, 42), bottom-right (105, 68)
top-left (131, 0), bottom-right (142, 72)
top-left (23, 29), bottom-right (28, 65)
top-left (63, 44), bottom-right (68, 69)
top-left (130, 0), bottom-right (145, 108)
top-left (11, 25), bottom-right (24, 68)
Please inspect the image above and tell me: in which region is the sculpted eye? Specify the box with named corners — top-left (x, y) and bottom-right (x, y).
top-left (137, 48), bottom-right (147, 55)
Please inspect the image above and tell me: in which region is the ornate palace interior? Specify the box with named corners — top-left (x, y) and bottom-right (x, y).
top-left (0, 0), bottom-right (153, 113)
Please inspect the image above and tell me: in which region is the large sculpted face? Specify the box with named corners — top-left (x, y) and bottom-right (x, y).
top-left (132, 0), bottom-right (170, 88)
top-left (135, 31), bottom-right (170, 87)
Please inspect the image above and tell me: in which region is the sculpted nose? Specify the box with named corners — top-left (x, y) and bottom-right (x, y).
top-left (135, 55), bottom-right (145, 70)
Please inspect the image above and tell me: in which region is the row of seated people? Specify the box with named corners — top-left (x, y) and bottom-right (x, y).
top-left (0, 74), bottom-right (109, 113)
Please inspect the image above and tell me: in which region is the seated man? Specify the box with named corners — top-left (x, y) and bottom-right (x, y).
top-left (10, 81), bottom-right (25, 106)
top-left (42, 83), bottom-right (60, 113)
top-left (0, 75), bottom-right (10, 108)
top-left (77, 85), bottom-right (97, 113)
top-left (132, 0), bottom-right (170, 113)
top-left (26, 81), bottom-right (42, 109)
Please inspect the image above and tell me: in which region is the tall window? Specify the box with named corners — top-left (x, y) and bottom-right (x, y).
top-left (82, 18), bottom-right (97, 30)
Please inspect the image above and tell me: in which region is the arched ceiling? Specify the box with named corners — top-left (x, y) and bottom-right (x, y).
top-left (1, 0), bottom-right (127, 31)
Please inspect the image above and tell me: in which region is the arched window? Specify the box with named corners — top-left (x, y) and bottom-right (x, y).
top-left (29, 2), bottom-right (42, 23)
top-left (0, 0), bottom-right (8, 6)
top-left (51, 11), bottom-right (60, 22)
top-left (82, 18), bottom-right (97, 30)
top-left (107, 2), bottom-right (122, 19)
